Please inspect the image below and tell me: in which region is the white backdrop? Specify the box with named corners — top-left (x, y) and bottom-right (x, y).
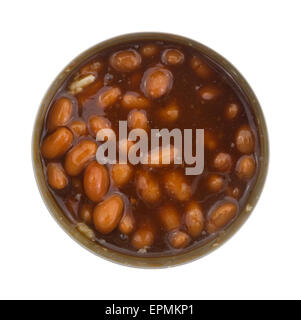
top-left (0, 0), bottom-right (300, 300)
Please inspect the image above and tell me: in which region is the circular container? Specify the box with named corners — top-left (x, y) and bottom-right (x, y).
top-left (32, 32), bottom-right (269, 268)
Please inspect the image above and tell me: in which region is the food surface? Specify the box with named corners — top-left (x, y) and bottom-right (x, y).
top-left (40, 40), bottom-right (260, 257)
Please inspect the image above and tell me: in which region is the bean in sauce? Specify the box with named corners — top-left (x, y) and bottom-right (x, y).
top-left (39, 39), bottom-right (260, 257)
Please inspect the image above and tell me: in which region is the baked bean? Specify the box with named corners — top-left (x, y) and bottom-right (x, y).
top-left (77, 79), bottom-right (103, 106)
top-left (98, 86), bottom-right (121, 109)
top-left (190, 56), bottom-right (214, 79)
top-left (163, 169), bottom-right (191, 202)
top-left (235, 125), bottom-right (255, 154)
top-left (112, 163), bottom-right (134, 187)
top-left (142, 144), bottom-right (179, 168)
top-left (158, 204), bottom-right (181, 231)
top-left (156, 102), bottom-right (180, 124)
top-left (141, 67), bottom-right (173, 99)
top-left (121, 91), bottom-right (150, 109)
top-left (169, 230), bottom-right (191, 249)
top-left (88, 115), bottom-right (111, 137)
top-left (140, 44), bottom-right (159, 57)
top-left (79, 60), bottom-right (103, 77)
top-left (162, 49), bottom-right (184, 65)
top-left (69, 120), bottom-right (87, 137)
top-left (41, 127), bottom-right (73, 159)
top-left (93, 194), bottom-right (124, 234)
top-left (47, 97), bottom-right (72, 132)
top-left (109, 49), bottom-right (141, 72)
top-left (184, 201), bottom-right (204, 238)
top-left (206, 201), bottom-right (238, 233)
top-left (204, 130), bottom-right (218, 151)
top-left (207, 174), bottom-right (225, 192)
top-left (79, 202), bottom-right (93, 225)
top-left (136, 169), bottom-right (161, 204)
top-left (199, 85), bottom-right (221, 101)
top-left (236, 155), bottom-right (256, 180)
top-left (225, 103), bottom-right (239, 120)
top-left (83, 161), bottom-right (109, 202)
top-left (47, 163), bottom-right (68, 190)
top-left (64, 140), bottom-right (97, 176)
top-left (213, 152), bottom-right (232, 172)
top-left (127, 110), bottom-right (149, 130)
top-left (119, 212), bottom-right (135, 235)
top-left (131, 226), bottom-right (155, 249)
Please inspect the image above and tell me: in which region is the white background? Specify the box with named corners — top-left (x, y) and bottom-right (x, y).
top-left (0, 0), bottom-right (300, 300)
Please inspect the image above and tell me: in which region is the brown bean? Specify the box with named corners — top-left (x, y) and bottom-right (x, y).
top-left (141, 67), bottom-right (173, 99)
top-left (131, 226), bottom-right (155, 249)
top-left (206, 201), bottom-right (238, 233)
top-left (156, 102), bottom-right (180, 124)
top-left (225, 103), bottom-right (239, 120)
top-left (79, 202), bottom-right (93, 225)
top-left (109, 49), bottom-right (141, 72)
top-left (207, 174), bottom-right (225, 192)
top-left (93, 194), bottom-right (124, 234)
top-left (136, 169), bottom-right (161, 205)
top-left (163, 169), bottom-right (191, 202)
top-left (112, 163), bottom-right (134, 187)
top-left (83, 161), bottom-right (109, 202)
top-left (47, 163), bottom-right (68, 190)
top-left (199, 85), bottom-right (221, 101)
top-left (88, 115), bottom-right (111, 137)
top-left (77, 79), bottom-right (103, 107)
top-left (184, 201), bottom-right (204, 238)
top-left (142, 145), bottom-right (179, 168)
top-left (140, 44), bottom-right (159, 58)
top-left (169, 230), bottom-right (191, 249)
top-left (213, 152), bottom-right (232, 172)
top-left (119, 212), bottom-right (135, 235)
top-left (79, 60), bottom-right (103, 77)
top-left (158, 204), bottom-right (181, 231)
top-left (190, 56), bottom-right (214, 80)
top-left (235, 125), bottom-right (255, 154)
top-left (47, 97), bottom-right (72, 132)
top-left (127, 109), bottom-right (149, 130)
top-left (41, 127), bottom-right (73, 159)
top-left (162, 49), bottom-right (184, 65)
top-left (236, 155), bottom-right (256, 180)
top-left (121, 91), bottom-right (150, 109)
top-left (64, 140), bottom-right (97, 176)
top-left (98, 86), bottom-right (121, 109)
top-left (204, 130), bottom-right (218, 151)
top-left (69, 120), bottom-right (88, 137)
